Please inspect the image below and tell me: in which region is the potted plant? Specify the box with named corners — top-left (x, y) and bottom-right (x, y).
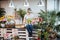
top-left (35, 10), bottom-right (57, 40)
top-left (0, 8), bottom-right (6, 28)
top-left (0, 8), bottom-right (6, 18)
top-left (38, 10), bottom-right (57, 29)
top-left (17, 9), bottom-right (26, 23)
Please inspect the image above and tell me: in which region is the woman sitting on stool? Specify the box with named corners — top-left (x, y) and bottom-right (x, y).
top-left (24, 8), bottom-right (34, 37)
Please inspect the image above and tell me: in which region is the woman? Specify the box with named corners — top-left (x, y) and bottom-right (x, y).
top-left (24, 8), bottom-right (34, 37)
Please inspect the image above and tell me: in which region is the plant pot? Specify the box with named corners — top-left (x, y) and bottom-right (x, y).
top-left (15, 24), bottom-right (24, 28)
top-left (1, 23), bottom-right (5, 28)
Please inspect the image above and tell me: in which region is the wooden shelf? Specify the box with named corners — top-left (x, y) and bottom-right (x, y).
top-left (0, 28), bottom-right (37, 40)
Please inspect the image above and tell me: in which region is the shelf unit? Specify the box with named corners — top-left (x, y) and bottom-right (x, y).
top-left (0, 28), bottom-right (4, 40)
top-left (0, 28), bottom-right (37, 40)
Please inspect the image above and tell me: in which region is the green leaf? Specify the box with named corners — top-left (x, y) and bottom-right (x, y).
top-left (0, 8), bottom-right (6, 17)
top-left (17, 9), bottom-right (26, 19)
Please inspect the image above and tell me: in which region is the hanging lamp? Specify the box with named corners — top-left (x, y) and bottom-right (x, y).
top-left (37, 0), bottom-right (44, 6)
top-left (24, 0), bottom-right (29, 7)
top-left (9, 0), bottom-right (15, 8)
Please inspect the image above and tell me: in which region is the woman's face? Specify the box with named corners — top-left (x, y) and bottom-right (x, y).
top-left (27, 8), bottom-right (32, 14)
top-left (27, 10), bottom-right (31, 13)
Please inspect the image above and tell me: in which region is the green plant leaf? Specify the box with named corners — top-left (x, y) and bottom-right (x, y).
top-left (17, 9), bottom-right (26, 20)
top-left (0, 8), bottom-right (6, 17)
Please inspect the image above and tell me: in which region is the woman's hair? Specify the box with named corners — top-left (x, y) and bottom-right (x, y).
top-left (27, 8), bottom-right (32, 13)
top-left (27, 8), bottom-right (31, 11)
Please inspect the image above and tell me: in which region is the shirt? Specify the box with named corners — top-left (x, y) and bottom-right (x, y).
top-left (24, 13), bottom-right (34, 25)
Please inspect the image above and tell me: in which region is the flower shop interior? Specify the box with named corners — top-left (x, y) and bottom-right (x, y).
top-left (0, 0), bottom-right (60, 40)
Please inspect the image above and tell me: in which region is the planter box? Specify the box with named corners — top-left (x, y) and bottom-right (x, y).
top-left (15, 24), bottom-right (25, 28)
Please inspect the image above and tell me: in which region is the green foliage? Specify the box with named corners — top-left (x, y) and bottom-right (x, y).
top-left (54, 11), bottom-right (60, 32)
top-left (48, 11), bottom-right (56, 27)
top-left (57, 12), bottom-right (60, 17)
top-left (17, 9), bottom-right (26, 19)
top-left (0, 8), bottom-right (6, 17)
top-left (0, 8), bottom-right (6, 28)
top-left (55, 25), bottom-right (60, 32)
top-left (33, 24), bottom-right (41, 29)
top-left (37, 30), bottom-right (41, 37)
top-left (38, 10), bottom-right (47, 21)
top-left (38, 10), bottom-right (57, 29)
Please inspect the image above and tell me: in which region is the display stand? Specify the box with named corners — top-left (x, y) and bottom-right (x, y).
top-left (0, 28), bottom-right (37, 40)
